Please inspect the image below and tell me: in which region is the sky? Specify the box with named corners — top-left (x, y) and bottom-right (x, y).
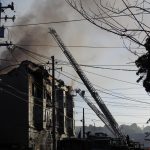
top-left (1, 0), bottom-right (150, 129)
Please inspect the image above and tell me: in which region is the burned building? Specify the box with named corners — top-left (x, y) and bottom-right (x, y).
top-left (0, 60), bottom-right (75, 150)
top-left (56, 85), bottom-right (75, 138)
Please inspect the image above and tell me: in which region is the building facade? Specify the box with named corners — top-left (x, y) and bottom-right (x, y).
top-left (0, 60), bottom-right (75, 150)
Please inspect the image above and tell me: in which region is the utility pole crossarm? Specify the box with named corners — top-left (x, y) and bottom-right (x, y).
top-left (49, 28), bottom-right (125, 141)
top-left (0, 2), bottom-right (15, 22)
top-left (0, 1), bottom-right (15, 39)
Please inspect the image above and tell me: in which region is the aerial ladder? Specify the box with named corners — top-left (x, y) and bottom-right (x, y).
top-left (49, 28), bottom-right (126, 142)
top-left (75, 88), bottom-right (115, 136)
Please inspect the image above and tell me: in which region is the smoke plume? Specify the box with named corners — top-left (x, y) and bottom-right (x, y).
top-left (0, 0), bottom-right (71, 71)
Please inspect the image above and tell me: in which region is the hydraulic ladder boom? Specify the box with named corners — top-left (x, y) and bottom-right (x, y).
top-left (75, 89), bottom-right (115, 136)
top-left (49, 28), bottom-right (125, 140)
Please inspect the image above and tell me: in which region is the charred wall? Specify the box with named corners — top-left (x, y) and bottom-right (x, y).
top-left (31, 71), bottom-right (44, 131)
top-left (0, 64), bottom-right (29, 147)
top-left (65, 87), bottom-right (74, 137)
top-left (56, 88), bottom-right (65, 135)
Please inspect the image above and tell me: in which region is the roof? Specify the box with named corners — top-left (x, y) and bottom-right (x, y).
top-left (0, 60), bottom-right (73, 91)
top-left (0, 60), bottom-right (49, 79)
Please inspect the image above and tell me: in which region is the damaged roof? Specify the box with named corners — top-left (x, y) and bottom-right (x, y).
top-left (0, 60), bottom-right (49, 78)
top-left (0, 60), bottom-right (72, 91)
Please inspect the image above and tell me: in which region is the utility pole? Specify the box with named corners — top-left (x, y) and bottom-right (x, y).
top-left (52, 56), bottom-right (56, 150)
top-left (83, 108), bottom-right (85, 138)
top-left (0, 1), bottom-right (15, 46)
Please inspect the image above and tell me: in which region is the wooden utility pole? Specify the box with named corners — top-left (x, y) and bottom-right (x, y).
top-left (83, 108), bottom-right (85, 138)
top-left (52, 56), bottom-right (56, 150)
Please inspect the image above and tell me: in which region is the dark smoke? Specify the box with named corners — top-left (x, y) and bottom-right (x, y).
top-left (0, 0), bottom-right (70, 72)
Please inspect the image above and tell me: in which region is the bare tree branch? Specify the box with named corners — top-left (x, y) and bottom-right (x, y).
top-left (65, 0), bottom-right (150, 92)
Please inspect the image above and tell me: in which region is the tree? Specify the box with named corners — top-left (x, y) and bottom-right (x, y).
top-left (65, 0), bottom-right (150, 92)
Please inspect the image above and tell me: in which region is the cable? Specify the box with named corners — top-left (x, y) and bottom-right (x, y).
top-left (96, 88), bottom-right (150, 105)
top-left (0, 56), bottom-right (51, 99)
top-left (74, 99), bottom-right (150, 109)
top-left (6, 18), bottom-right (86, 27)
top-left (5, 11), bottom-right (150, 28)
top-left (75, 101), bottom-right (150, 110)
top-left (0, 60), bottom-right (76, 119)
top-left (0, 63), bottom-right (20, 73)
top-left (57, 70), bottom-right (150, 105)
top-left (4, 47), bottom-right (49, 96)
top-left (57, 63), bottom-right (137, 72)
top-left (57, 69), bottom-right (141, 98)
top-left (0, 63), bottom-right (146, 126)
top-left (77, 65), bottom-right (137, 72)
top-left (16, 44), bottom-right (145, 50)
top-left (2, 46), bottom-right (149, 124)
top-left (14, 45), bottom-right (139, 74)
top-left (0, 82), bottom-right (49, 105)
top-left (15, 45), bottom-right (52, 61)
top-left (0, 58), bottom-right (18, 62)
top-left (110, 87), bottom-right (143, 90)
top-left (75, 111), bottom-right (150, 117)
top-left (0, 87), bottom-right (74, 121)
top-left (54, 60), bottom-right (139, 86)
top-left (83, 70), bottom-right (141, 86)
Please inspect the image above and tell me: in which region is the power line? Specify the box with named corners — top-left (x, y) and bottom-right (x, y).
top-left (76, 111), bottom-right (150, 117)
top-left (0, 63), bottom-right (20, 72)
top-left (16, 44), bottom-right (145, 50)
top-left (0, 58), bottom-right (136, 68)
top-left (57, 70), bottom-right (150, 106)
top-left (58, 63), bottom-right (137, 72)
top-left (0, 51), bottom-right (52, 97)
top-left (83, 70), bottom-right (140, 86)
top-left (6, 18), bottom-right (86, 27)
top-left (110, 87), bottom-right (143, 90)
top-left (3, 46), bottom-right (148, 106)
top-left (74, 99), bottom-right (150, 109)
top-left (77, 65), bottom-right (137, 72)
top-left (0, 58), bottom-right (17, 62)
top-left (5, 11), bottom-right (150, 28)
top-left (14, 45), bottom-right (139, 73)
top-left (0, 56), bottom-right (148, 125)
top-left (0, 87), bottom-right (74, 121)
top-left (58, 69), bottom-right (142, 98)
top-left (74, 98), bottom-right (149, 108)
top-left (15, 45), bottom-right (52, 61)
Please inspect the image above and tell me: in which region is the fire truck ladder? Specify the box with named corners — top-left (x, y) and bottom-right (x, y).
top-left (75, 88), bottom-right (115, 136)
top-left (49, 28), bottom-right (125, 141)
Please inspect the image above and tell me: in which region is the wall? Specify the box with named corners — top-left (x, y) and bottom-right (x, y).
top-left (28, 66), bottom-right (53, 149)
top-left (56, 88), bottom-right (65, 136)
top-left (0, 61), bottom-right (75, 149)
top-left (0, 65), bottom-right (29, 147)
top-left (66, 89), bottom-right (75, 137)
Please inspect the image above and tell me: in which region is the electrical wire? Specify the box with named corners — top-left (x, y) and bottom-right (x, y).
top-left (75, 111), bottom-right (150, 117)
top-left (56, 69), bottom-right (141, 98)
top-left (3, 45), bottom-right (148, 108)
top-left (0, 87), bottom-right (74, 121)
top-left (3, 45), bottom-right (149, 115)
top-left (14, 45), bottom-right (139, 73)
top-left (74, 98), bottom-right (150, 109)
top-left (57, 63), bottom-right (137, 72)
top-left (5, 11), bottom-right (150, 28)
top-left (82, 70), bottom-right (141, 86)
top-left (57, 70), bottom-right (150, 106)
top-left (16, 44), bottom-right (145, 50)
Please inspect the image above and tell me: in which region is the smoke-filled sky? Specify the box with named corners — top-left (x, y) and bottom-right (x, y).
top-left (1, 0), bottom-right (150, 128)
